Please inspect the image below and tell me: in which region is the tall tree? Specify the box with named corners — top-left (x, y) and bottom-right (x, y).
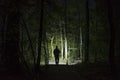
top-left (1, 15), bottom-right (8, 64)
top-left (43, 28), bottom-right (49, 65)
top-left (64, 0), bottom-right (68, 64)
top-left (60, 25), bottom-right (64, 59)
top-left (21, 18), bottom-right (36, 67)
top-left (76, 0), bottom-right (83, 62)
top-left (37, 0), bottom-right (44, 73)
top-left (85, 0), bottom-right (90, 63)
top-left (107, 0), bottom-right (118, 79)
top-left (2, 0), bottom-right (21, 68)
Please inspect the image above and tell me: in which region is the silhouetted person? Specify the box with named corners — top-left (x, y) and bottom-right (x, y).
top-left (53, 46), bottom-right (60, 65)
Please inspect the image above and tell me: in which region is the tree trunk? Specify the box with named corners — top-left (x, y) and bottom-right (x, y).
top-left (107, 0), bottom-right (118, 79)
top-left (37, 0), bottom-right (44, 73)
top-left (19, 26), bottom-right (31, 75)
top-left (76, 0), bottom-right (83, 62)
top-left (80, 28), bottom-right (83, 61)
top-left (60, 26), bottom-right (63, 59)
top-left (5, 9), bottom-right (20, 68)
top-left (64, 0), bottom-right (68, 64)
top-left (2, 0), bottom-right (21, 69)
top-left (85, 0), bottom-right (90, 63)
top-left (50, 36), bottom-right (54, 58)
top-left (63, 28), bottom-right (65, 59)
top-left (21, 18), bottom-right (36, 66)
top-left (43, 31), bottom-right (49, 65)
top-left (94, 9), bottom-right (97, 62)
top-left (1, 15), bottom-right (8, 64)
top-left (43, 42), bottom-right (49, 65)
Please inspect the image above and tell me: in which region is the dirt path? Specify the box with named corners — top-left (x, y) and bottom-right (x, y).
top-left (41, 65), bottom-right (88, 80)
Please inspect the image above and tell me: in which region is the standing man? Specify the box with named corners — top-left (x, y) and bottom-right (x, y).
top-left (53, 46), bottom-right (60, 65)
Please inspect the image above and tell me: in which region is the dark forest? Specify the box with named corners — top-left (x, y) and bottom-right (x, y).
top-left (0, 0), bottom-right (120, 80)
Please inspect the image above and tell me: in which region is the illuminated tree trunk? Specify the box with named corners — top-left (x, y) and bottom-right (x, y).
top-left (42, 11), bottom-right (49, 65)
top-left (80, 27), bottom-right (83, 61)
top-left (60, 26), bottom-right (63, 59)
top-left (50, 36), bottom-right (54, 58)
top-left (64, 0), bottom-right (68, 63)
top-left (76, 0), bottom-right (83, 62)
top-left (63, 29), bottom-right (65, 59)
top-left (43, 38), bottom-right (49, 65)
top-left (63, 27), bottom-right (68, 59)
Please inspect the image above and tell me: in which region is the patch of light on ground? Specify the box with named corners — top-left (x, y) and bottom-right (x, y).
top-left (40, 58), bottom-right (82, 65)
top-left (49, 58), bottom-right (67, 65)
top-left (48, 59), bottom-right (82, 65)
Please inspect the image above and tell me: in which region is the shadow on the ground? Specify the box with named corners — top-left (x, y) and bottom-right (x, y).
top-left (0, 63), bottom-right (120, 80)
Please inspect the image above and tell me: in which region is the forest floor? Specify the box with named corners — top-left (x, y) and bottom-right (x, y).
top-left (40, 65), bottom-right (87, 80)
top-left (40, 62), bottom-right (120, 80)
top-left (0, 63), bottom-right (120, 80)
top-left (40, 65), bottom-right (111, 80)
